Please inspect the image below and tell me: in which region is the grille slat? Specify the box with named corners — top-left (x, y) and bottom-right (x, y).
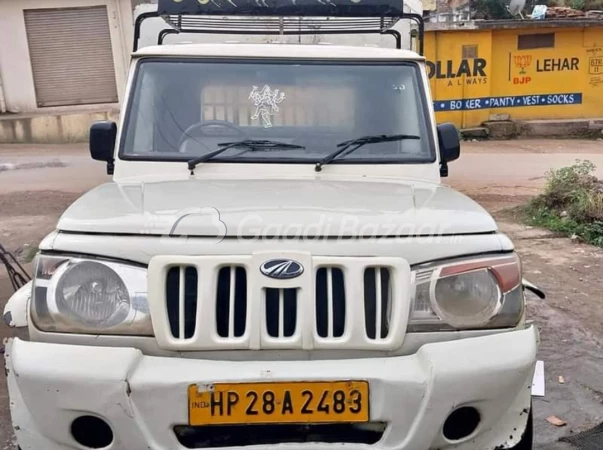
top-left (278, 289), bottom-right (285, 338)
top-left (216, 266), bottom-right (248, 339)
top-left (327, 268), bottom-right (334, 338)
top-left (364, 267), bottom-right (392, 341)
top-left (265, 288), bottom-right (297, 338)
top-left (228, 266), bottom-right (236, 338)
top-left (375, 267), bottom-right (382, 340)
top-left (166, 266), bottom-right (198, 340)
top-left (316, 267), bottom-right (346, 339)
top-left (184, 268), bottom-right (198, 338)
top-left (179, 268), bottom-right (185, 339)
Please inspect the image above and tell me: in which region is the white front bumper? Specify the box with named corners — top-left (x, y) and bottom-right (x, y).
top-left (6, 326), bottom-right (538, 450)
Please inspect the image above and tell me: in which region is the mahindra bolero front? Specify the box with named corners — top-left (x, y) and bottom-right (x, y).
top-left (5, 44), bottom-right (538, 450)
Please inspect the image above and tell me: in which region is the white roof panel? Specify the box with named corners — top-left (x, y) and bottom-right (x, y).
top-left (133, 43), bottom-right (424, 61)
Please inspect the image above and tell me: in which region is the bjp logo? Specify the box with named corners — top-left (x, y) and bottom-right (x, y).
top-left (515, 55), bottom-right (533, 75)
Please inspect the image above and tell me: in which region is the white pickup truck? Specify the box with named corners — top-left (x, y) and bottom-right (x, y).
top-left (4, 1), bottom-right (539, 449)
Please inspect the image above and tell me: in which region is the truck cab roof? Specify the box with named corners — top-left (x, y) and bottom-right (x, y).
top-left (133, 43), bottom-right (425, 61)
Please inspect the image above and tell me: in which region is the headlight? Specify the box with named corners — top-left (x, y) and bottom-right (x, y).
top-left (31, 255), bottom-right (152, 335)
top-left (409, 253), bottom-right (523, 331)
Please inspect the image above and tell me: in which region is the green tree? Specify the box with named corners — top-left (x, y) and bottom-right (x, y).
top-left (472, 0), bottom-right (512, 19)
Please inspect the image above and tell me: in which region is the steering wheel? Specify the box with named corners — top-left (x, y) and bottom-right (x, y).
top-left (176, 120), bottom-right (247, 153)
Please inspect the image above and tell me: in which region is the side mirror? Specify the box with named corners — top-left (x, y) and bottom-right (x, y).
top-left (436, 122), bottom-right (460, 177)
top-left (90, 121), bottom-right (117, 175)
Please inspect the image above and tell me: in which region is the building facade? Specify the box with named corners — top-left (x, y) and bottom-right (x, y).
top-left (0, 0), bottom-right (135, 114)
top-left (425, 20), bottom-right (603, 128)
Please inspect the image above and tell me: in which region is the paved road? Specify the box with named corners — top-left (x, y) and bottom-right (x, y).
top-left (0, 144), bottom-right (110, 193)
top-left (2, 140), bottom-right (603, 194)
top-left (449, 139), bottom-right (603, 196)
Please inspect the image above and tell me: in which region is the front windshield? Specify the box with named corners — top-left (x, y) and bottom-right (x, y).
top-left (120, 58), bottom-right (434, 164)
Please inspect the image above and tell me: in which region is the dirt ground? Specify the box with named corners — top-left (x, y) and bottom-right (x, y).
top-left (1, 140), bottom-right (603, 449)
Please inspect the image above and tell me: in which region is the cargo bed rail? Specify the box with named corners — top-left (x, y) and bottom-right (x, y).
top-left (133, 0), bottom-right (424, 54)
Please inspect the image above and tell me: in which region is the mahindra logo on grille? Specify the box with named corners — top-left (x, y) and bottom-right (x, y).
top-left (260, 259), bottom-right (304, 279)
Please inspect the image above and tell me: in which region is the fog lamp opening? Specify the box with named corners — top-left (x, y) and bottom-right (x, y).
top-left (442, 406), bottom-right (481, 441)
top-left (71, 415), bottom-right (114, 449)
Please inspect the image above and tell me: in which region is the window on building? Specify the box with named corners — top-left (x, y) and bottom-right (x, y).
top-left (517, 33), bottom-right (555, 50)
top-left (462, 45), bottom-right (478, 59)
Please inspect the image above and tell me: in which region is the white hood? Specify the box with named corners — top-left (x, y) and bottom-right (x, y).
top-left (56, 177), bottom-right (497, 238)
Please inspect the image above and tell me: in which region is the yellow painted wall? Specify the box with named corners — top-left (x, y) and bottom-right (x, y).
top-left (425, 26), bottom-right (603, 128)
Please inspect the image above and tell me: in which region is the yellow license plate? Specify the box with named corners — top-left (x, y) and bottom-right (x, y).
top-left (188, 381), bottom-right (369, 425)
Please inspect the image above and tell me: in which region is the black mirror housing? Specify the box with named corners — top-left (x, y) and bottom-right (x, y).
top-left (90, 121), bottom-right (117, 174)
top-left (436, 122), bottom-right (460, 177)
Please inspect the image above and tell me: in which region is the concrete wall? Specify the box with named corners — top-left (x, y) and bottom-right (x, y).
top-left (425, 25), bottom-right (603, 128)
top-left (0, 0), bottom-right (134, 114)
top-left (0, 106), bottom-right (120, 144)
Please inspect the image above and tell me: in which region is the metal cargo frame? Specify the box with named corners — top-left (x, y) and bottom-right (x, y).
top-left (134, 0), bottom-right (425, 54)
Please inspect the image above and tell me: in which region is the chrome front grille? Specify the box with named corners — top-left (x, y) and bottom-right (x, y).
top-left (149, 255), bottom-right (411, 351)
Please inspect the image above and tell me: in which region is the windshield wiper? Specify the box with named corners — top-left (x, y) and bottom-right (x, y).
top-left (187, 140), bottom-right (305, 174)
top-left (314, 134), bottom-right (421, 172)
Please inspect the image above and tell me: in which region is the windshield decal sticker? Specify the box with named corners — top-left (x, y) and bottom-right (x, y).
top-left (249, 85), bottom-right (286, 128)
